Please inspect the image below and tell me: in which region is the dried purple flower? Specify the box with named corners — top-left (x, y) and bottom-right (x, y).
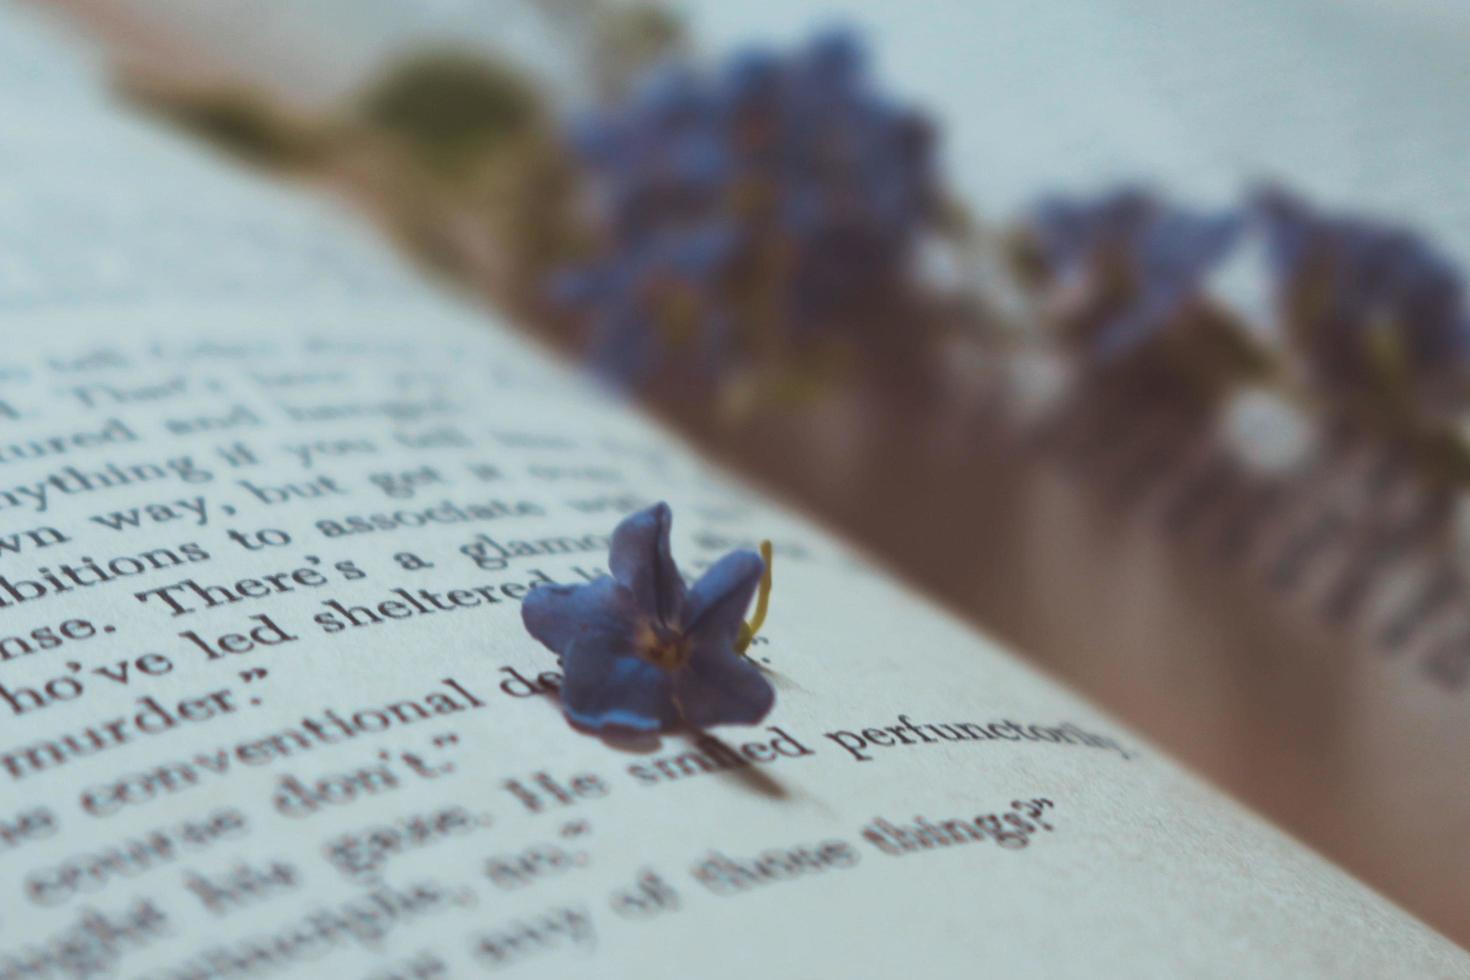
top-left (522, 503), bottom-right (775, 734)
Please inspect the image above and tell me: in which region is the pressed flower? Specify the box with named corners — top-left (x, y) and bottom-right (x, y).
top-left (522, 503), bottom-right (776, 734)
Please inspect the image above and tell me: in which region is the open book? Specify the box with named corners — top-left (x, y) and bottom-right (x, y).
top-left (0, 4), bottom-right (1465, 976)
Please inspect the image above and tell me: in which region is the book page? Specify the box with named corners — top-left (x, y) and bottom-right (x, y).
top-left (48, 0), bottom-right (1470, 942)
top-left (0, 6), bottom-right (1464, 978)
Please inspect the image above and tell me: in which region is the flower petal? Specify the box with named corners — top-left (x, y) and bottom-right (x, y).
top-left (609, 502), bottom-right (686, 624)
top-left (674, 636), bottom-right (775, 728)
top-left (562, 642), bottom-right (679, 734)
top-left (523, 576), bottom-right (678, 733)
top-left (682, 548), bottom-right (764, 642)
top-left (521, 576), bottom-right (629, 656)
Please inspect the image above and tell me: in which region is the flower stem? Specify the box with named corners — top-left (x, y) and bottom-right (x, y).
top-left (736, 540), bottom-right (774, 654)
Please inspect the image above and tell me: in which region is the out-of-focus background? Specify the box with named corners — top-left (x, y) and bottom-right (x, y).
top-left (22, 0), bottom-right (1470, 947)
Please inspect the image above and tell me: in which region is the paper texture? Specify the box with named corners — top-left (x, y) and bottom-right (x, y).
top-left (0, 5), bottom-right (1464, 977)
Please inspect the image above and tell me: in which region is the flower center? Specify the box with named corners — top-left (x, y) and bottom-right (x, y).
top-left (638, 622), bottom-right (691, 671)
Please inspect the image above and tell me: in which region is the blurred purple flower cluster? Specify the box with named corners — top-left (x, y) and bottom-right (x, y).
top-left (1022, 185), bottom-right (1470, 410)
top-left (1254, 188), bottom-right (1470, 402)
top-left (1024, 187), bottom-right (1238, 363)
top-left (551, 28), bottom-right (939, 387)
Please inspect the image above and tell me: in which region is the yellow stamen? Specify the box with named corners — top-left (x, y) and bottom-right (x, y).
top-left (637, 622), bottom-right (691, 671)
top-left (736, 540), bottom-right (774, 655)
